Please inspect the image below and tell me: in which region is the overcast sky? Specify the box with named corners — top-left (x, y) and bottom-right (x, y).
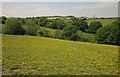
top-left (1, 0), bottom-right (119, 17)
top-left (1, 0), bottom-right (119, 2)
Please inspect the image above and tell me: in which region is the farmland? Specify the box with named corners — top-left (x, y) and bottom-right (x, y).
top-left (2, 35), bottom-right (119, 75)
top-left (86, 18), bottom-right (117, 26)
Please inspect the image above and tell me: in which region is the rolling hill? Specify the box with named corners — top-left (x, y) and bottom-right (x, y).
top-left (2, 35), bottom-right (119, 75)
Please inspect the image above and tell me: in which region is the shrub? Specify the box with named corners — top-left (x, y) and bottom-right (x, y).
top-left (3, 18), bottom-right (25, 35)
top-left (53, 30), bottom-right (63, 39)
top-left (95, 20), bottom-right (120, 45)
top-left (46, 19), bottom-right (67, 30)
top-left (62, 25), bottom-right (77, 40)
top-left (87, 21), bottom-right (102, 34)
top-left (0, 16), bottom-right (7, 24)
top-left (37, 28), bottom-right (49, 37)
top-left (72, 19), bottom-right (88, 32)
top-left (25, 19), bottom-right (40, 36)
top-left (25, 25), bottom-right (40, 36)
top-left (36, 17), bottom-right (48, 27)
top-left (46, 20), bottom-right (58, 29)
top-left (57, 19), bottom-right (67, 30)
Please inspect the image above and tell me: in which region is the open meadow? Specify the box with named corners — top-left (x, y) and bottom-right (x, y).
top-left (86, 18), bottom-right (117, 26)
top-left (2, 35), bottom-right (119, 75)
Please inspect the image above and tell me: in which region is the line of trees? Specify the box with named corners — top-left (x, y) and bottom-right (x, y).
top-left (95, 20), bottom-right (120, 45)
top-left (1, 16), bottom-right (120, 45)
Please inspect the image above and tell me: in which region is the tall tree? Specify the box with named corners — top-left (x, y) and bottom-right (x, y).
top-left (3, 18), bottom-right (25, 35)
top-left (25, 19), bottom-right (39, 36)
top-left (62, 25), bottom-right (77, 40)
top-left (72, 19), bottom-right (88, 32)
top-left (95, 20), bottom-right (120, 45)
top-left (87, 21), bottom-right (102, 34)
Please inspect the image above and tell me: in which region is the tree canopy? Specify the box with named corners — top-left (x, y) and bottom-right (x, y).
top-left (72, 19), bottom-right (88, 32)
top-left (87, 21), bottom-right (102, 34)
top-left (3, 18), bottom-right (25, 35)
top-left (95, 20), bottom-right (120, 45)
top-left (62, 25), bottom-right (77, 40)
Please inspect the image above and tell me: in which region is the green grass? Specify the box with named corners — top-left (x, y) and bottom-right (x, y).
top-left (2, 35), bottom-right (119, 75)
top-left (0, 24), bottom-right (2, 33)
top-left (81, 32), bottom-right (95, 40)
top-left (86, 19), bottom-right (117, 26)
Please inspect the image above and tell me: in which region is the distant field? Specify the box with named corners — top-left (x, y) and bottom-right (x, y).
top-left (2, 35), bottom-right (119, 75)
top-left (86, 19), bottom-right (117, 26)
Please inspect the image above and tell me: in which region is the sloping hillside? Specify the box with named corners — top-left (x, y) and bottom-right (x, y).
top-left (2, 35), bottom-right (119, 75)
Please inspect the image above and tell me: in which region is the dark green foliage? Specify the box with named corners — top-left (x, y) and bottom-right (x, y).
top-left (0, 16), bottom-right (7, 24)
top-left (37, 27), bottom-right (63, 38)
top-left (53, 30), bottom-right (63, 39)
top-left (25, 19), bottom-right (40, 36)
top-left (70, 30), bottom-right (81, 41)
top-left (106, 21), bottom-right (120, 45)
top-left (46, 20), bottom-right (58, 29)
top-left (46, 19), bottom-right (66, 30)
top-left (3, 18), bottom-right (25, 35)
top-left (87, 21), bottom-right (102, 34)
top-left (36, 17), bottom-right (48, 27)
top-left (56, 19), bottom-right (67, 30)
top-left (2, 16), bottom-right (119, 45)
top-left (37, 28), bottom-right (49, 37)
top-left (95, 26), bottom-right (110, 44)
top-left (26, 19), bottom-right (36, 26)
top-left (72, 19), bottom-right (88, 32)
top-left (18, 18), bottom-right (26, 25)
top-left (96, 20), bottom-right (120, 45)
top-left (96, 26), bottom-right (111, 44)
top-left (62, 25), bottom-right (77, 40)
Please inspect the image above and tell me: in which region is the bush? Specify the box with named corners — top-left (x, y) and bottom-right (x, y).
top-left (0, 16), bottom-right (7, 24)
top-left (3, 18), bottom-right (25, 35)
top-left (62, 25), bottom-right (77, 40)
top-left (53, 30), bottom-right (63, 39)
top-left (87, 21), bottom-right (102, 34)
top-left (37, 28), bottom-right (49, 37)
top-left (46, 19), bottom-right (67, 30)
top-left (46, 20), bottom-right (58, 29)
top-left (72, 19), bottom-right (88, 32)
top-left (95, 20), bottom-right (120, 45)
top-left (25, 19), bottom-right (40, 36)
top-left (57, 19), bottom-right (67, 30)
top-left (72, 30), bottom-right (82, 41)
top-left (25, 25), bottom-right (40, 36)
top-left (36, 17), bottom-right (48, 27)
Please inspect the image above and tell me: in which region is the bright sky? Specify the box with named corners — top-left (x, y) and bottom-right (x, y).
top-left (1, 0), bottom-right (119, 17)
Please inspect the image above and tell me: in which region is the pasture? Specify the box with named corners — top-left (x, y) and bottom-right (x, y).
top-left (2, 35), bottom-right (119, 75)
top-left (86, 18), bottom-right (117, 26)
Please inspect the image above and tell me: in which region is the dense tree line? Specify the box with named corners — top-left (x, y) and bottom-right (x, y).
top-left (2, 18), bottom-right (25, 35)
top-left (1, 16), bottom-right (120, 45)
top-left (95, 20), bottom-right (120, 45)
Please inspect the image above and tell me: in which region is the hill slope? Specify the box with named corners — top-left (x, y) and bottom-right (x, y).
top-left (2, 35), bottom-right (119, 75)
top-left (86, 19), bottom-right (117, 26)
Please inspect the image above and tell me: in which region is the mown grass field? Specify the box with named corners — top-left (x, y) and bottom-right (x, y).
top-left (2, 35), bottom-right (119, 75)
top-left (86, 19), bottom-right (117, 26)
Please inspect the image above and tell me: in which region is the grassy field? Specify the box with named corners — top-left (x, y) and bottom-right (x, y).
top-left (0, 24), bottom-right (2, 33)
top-left (2, 35), bottom-right (119, 75)
top-left (86, 19), bottom-right (117, 26)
